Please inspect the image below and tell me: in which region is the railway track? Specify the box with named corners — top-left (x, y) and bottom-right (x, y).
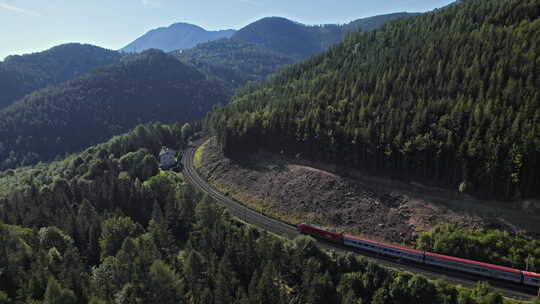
top-left (181, 139), bottom-right (538, 301)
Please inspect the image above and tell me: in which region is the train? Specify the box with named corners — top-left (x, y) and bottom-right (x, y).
top-left (297, 223), bottom-right (540, 288)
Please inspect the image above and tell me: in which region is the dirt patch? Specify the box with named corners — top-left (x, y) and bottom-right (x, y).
top-left (197, 138), bottom-right (540, 244)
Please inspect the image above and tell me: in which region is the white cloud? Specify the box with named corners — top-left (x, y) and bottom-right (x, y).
top-left (142, 0), bottom-right (161, 8)
top-left (0, 2), bottom-right (40, 16)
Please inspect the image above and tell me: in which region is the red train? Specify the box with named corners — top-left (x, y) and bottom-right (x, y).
top-left (297, 223), bottom-right (540, 288)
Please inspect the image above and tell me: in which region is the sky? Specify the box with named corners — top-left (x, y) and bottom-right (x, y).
top-left (0, 0), bottom-right (455, 59)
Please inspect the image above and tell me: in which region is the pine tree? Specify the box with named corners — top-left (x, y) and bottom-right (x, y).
top-left (43, 277), bottom-right (77, 304)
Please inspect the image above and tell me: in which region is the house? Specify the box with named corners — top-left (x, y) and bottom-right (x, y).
top-left (159, 147), bottom-right (177, 170)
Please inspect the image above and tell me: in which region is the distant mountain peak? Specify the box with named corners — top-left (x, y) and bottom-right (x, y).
top-left (121, 22), bottom-right (236, 53)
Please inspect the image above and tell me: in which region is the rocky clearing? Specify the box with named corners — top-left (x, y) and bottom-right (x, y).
top-left (196, 137), bottom-right (540, 244)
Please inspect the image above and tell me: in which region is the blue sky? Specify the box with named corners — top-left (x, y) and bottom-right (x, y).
top-left (0, 0), bottom-right (454, 59)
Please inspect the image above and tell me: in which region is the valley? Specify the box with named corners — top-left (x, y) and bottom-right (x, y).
top-left (1, 0), bottom-right (540, 303)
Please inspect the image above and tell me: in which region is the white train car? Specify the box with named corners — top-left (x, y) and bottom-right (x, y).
top-left (344, 235), bottom-right (424, 263)
top-left (425, 252), bottom-right (523, 283)
top-left (523, 271), bottom-right (540, 288)
top-left (305, 223), bottom-right (540, 288)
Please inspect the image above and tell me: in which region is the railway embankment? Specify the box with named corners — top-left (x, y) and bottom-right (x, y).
top-left (194, 137), bottom-right (540, 244)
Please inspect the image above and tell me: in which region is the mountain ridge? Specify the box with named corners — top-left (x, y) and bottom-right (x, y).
top-left (121, 22), bottom-right (236, 53)
top-left (207, 0), bottom-right (540, 200)
top-left (175, 12), bottom-right (417, 90)
top-left (0, 43), bottom-right (121, 109)
top-left (0, 49), bottom-right (228, 169)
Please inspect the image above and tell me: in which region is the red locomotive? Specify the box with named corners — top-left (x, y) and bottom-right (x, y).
top-left (297, 223), bottom-right (343, 243)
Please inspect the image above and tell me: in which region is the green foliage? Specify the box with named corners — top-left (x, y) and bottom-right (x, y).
top-left (99, 217), bottom-right (143, 260)
top-left (207, 0), bottom-right (540, 200)
top-left (0, 291), bottom-right (9, 304)
top-left (0, 43), bottom-right (121, 109)
top-left (177, 14), bottom-right (413, 93)
top-left (43, 277), bottom-right (77, 304)
top-left (146, 260), bottom-right (183, 304)
top-left (87, 297), bottom-right (107, 304)
top-left (342, 12), bottom-right (418, 32)
top-left (0, 49), bottom-right (228, 170)
top-left (177, 38), bottom-right (297, 92)
top-left (0, 122), bottom-right (514, 304)
top-left (232, 17), bottom-right (342, 59)
top-left (39, 227), bottom-right (74, 255)
top-left (181, 123), bottom-right (193, 141)
top-left (417, 224), bottom-right (540, 272)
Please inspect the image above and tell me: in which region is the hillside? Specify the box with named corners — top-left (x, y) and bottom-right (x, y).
top-left (343, 12), bottom-right (420, 32)
top-left (175, 38), bottom-right (297, 90)
top-left (231, 17), bottom-right (342, 59)
top-left (196, 137), bottom-right (540, 242)
top-left (122, 22), bottom-right (235, 53)
top-left (0, 50), bottom-right (227, 170)
top-left (176, 13), bottom-right (416, 90)
top-left (0, 123), bottom-right (508, 304)
top-left (207, 0), bottom-right (540, 200)
top-left (0, 43), bottom-right (121, 109)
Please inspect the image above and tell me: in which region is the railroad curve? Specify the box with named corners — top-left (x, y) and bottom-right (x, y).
top-left (181, 138), bottom-right (538, 300)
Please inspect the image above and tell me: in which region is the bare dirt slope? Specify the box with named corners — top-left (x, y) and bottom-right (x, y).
top-left (197, 138), bottom-right (540, 243)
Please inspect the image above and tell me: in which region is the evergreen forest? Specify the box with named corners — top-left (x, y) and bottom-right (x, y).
top-left (0, 50), bottom-right (228, 170)
top-left (2, 1), bottom-right (540, 303)
top-left (176, 14), bottom-right (417, 91)
top-left (0, 123), bottom-right (523, 304)
top-left (176, 39), bottom-right (297, 92)
top-left (0, 44), bottom-right (121, 109)
top-left (416, 224), bottom-right (540, 273)
top-left (206, 0), bottom-right (540, 199)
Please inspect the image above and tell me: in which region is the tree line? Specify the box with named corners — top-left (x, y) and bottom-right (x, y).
top-left (0, 43), bottom-right (121, 109)
top-left (0, 50), bottom-right (227, 170)
top-left (416, 224), bottom-right (540, 273)
top-left (0, 122), bottom-right (524, 304)
top-left (206, 0), bottom-right (540, 200)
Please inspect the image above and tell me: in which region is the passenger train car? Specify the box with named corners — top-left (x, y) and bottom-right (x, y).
top-left (298, 223), bottom-right (540, 288)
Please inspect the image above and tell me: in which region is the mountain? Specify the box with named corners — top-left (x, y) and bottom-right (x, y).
top-left (231, 17), bottom-right (342, 59)
top-left (230, 14), bottom-right (421, 60)
top-left (176, 13), bottom-right (416, 90)
top-left (343, 12), bottom-right (420, 32)
top-left (174, 38), bottom-right (297, 91)
top-left (207, 0), bottom-right (540, 200)
top-left (0, 50), bottom-right (228, 169)
top-left (122, 22), bottom-right (236, 53)
top-left (0, 43), bottom-right (121, 109)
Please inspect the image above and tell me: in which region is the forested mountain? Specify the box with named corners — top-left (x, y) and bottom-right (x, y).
top-left (231, 17), bottom-right (343, 59)
top-left (121, 22), bottom-right (235, 53)
top-left (0, 43), bottom-right (121, 109)
top-left (176, 13), bottom-right (416, 90)
top-left (175, 39), bottom-right (297, 91)
top-left (343, 12), bottom-right (419, 32)
top-left (0, 50), bottom-right (227, 170)
top-left (0, 123), bottom-right (511, 304)
top-left (207, 0), bottom-right (540, 200)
